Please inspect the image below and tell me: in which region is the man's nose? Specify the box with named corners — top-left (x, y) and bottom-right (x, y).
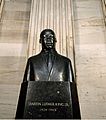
top-left (46, 38), bottom-right (52, 43)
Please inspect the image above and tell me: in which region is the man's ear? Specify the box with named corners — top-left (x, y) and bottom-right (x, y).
top-left (55, 38), bottom-right (57, 42)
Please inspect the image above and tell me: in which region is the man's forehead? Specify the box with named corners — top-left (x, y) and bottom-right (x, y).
top-left (43, 31), bottom-right (54, 36)
top-left (43, 33), bottom-right (53, 37)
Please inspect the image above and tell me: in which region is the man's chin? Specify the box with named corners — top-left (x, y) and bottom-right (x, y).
top-left (46, 46), bottom-right (53, 49)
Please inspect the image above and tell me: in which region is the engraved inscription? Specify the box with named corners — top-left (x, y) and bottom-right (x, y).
top-left (28, 102), bottom-right (70, 107)
top-left (40, 108), bottom-right (57, 112)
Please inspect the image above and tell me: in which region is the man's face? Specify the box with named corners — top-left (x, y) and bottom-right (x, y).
top-left (42, 31), bottom-right (55, 49)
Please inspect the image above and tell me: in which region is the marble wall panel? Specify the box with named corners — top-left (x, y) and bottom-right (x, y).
top-left (0, 31), bottom-right (28, 43)
top-left (4, 1), bottom-right (31, 11)
top-left (0, 43), bottom-right (27, 56)
top-left (0, 20), bottom-right (29, 31)
top-left (0, 57), bottom-right (26, 85)
top-left (0, 0), bottom-right (31, 118)
top-left (74, 0), bottom-right (106, 118)
top-left (2, 11), bottom-right (30, 21)
top-left (0, 84), bottom-right (20, 118)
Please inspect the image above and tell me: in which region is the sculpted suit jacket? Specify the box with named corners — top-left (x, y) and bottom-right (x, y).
top-left (23, 50), bottom-right (74, 82)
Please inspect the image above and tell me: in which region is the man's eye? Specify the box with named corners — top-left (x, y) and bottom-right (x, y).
top-left (43, 35), bottom-right (46, 37)
top-left (43, 34), bottom-right (54, 38)
top-left (48, 36), bottom-right (53, 38)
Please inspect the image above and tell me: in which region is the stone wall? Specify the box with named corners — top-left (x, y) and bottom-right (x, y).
top-left (74, 0), bottom-right (106, 118)
top-left (0, 0), bottom-right (31, 118)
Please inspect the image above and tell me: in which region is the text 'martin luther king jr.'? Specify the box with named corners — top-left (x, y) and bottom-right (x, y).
top-left (23, 29), bottom-right (74, 82)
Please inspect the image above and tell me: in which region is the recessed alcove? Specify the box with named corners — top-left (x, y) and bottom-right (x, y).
top-left (0, 0), bottom-right (106, 119)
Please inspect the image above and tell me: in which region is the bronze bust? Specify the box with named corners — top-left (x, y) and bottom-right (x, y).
top-left (16, 29), bottom-right (81, 119)
top-left (23, 29), bottom-right (74, 82)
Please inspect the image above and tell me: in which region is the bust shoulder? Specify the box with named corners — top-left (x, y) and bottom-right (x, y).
top-left (57, 53), bottom-right (72, 63)
top-left (27, 53), bottom-right (41, 62)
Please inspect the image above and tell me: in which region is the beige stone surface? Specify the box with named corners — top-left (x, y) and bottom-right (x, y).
top-left (4, 1), bottom-right (31, 11)
top-left (74, 0), bottom-right (106, 118)
top-left (0, 0), bottom-right (31, 118)
top-left (0, 57), bottom-right (26, 85)
top-left (0, 0), bottom-right (4, 19)
top-left (101, 0), bottom-right (106, 25)
top-left (0, 43), bottom-right (27, 56)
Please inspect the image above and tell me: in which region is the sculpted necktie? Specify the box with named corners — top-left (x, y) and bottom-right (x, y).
top-left (47, 52), bottom-right (52, 72)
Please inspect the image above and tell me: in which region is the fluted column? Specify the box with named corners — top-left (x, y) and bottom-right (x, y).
top-left (101, 0), bottom-right (106, 25)
top-left (0, 0), bottom-right (4, 19)
top-left (27, 0), bottom-right (74, 66)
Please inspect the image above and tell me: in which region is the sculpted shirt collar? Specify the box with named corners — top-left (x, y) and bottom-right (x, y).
top-left (41, 49), bottom-right (57, 55)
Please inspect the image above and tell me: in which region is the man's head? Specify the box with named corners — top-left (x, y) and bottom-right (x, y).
top-left (40, 29), bottom-right (57, 50)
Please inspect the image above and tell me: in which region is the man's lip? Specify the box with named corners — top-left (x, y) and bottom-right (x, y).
top-left (46, 43), bottom-right (53, 45)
